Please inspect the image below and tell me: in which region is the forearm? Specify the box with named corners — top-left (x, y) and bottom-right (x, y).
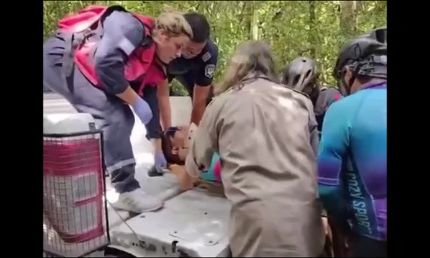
top-left (310, 128), bottom-right (320, 156)
top-left (169, 164), bottom-right (196, 191)
top-left (116, 86), bottom-right (153, 124)
top-left (190, 101), bottom-right (206, 126)
top-left (318, 152), bottom-right (344, 221)
top-left (116, 86), bottom-right (140, 105)
top-left (151, 138), bottom-right (162, 152)
top-left (191, 85), bottom-right (212, 125)
top-left (157, 80), bottom-right (172, 130)
top-left (319, 184), bottom-right (345, 222)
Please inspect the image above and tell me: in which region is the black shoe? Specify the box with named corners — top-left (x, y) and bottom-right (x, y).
top-left (147, 165), bottom-right (164, 177)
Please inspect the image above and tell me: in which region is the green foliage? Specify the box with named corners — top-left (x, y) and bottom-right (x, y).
top-left (43, 1), bottom-right (386, 92)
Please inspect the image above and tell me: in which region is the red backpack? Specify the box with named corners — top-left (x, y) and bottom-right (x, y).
top-left (58, 5), bottom-right (165, 96)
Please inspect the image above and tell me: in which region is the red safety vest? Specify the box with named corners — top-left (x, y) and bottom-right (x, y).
top-left (58, 5), bottom-right (165, 96)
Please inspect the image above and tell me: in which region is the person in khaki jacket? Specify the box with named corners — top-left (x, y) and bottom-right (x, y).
top-left (183, 40), bottom-right (325, 257)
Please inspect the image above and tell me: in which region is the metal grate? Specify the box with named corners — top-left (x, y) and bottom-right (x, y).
top-left (43, 131), bottom-right (109, 257)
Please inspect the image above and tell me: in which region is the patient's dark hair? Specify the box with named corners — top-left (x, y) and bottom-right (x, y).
top-left (161, 127), bottom-right (184, 165)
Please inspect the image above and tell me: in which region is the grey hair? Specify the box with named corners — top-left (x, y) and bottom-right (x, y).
top-left (215, 40), bottom-right (279, 95)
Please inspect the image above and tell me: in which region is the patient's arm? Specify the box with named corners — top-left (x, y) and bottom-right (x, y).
top-left (169, 164), bottom-right (197, 191)
top-left (168, 164), bottom-right (226, 197)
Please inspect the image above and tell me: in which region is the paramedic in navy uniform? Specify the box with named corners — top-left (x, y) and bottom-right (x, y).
top-left (157, 12), bottom-right (218, 131)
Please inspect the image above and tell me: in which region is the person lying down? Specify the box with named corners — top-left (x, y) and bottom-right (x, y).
top-left (161, 123), bottom-right (222, 191)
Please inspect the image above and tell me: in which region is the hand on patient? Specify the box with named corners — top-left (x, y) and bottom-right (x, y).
top-left (169, 164), bottom-right (197, 191)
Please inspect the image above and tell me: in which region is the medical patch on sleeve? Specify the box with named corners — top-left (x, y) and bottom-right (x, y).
top-left (205, 64), bottom-right (216, 79)
top-left (202, 51), bottom-right (212, 62)
top-left (118, 38), bottom-right (135, 56)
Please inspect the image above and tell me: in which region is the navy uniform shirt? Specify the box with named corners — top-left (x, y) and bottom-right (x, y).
top-left (167, 40), bottom-right (218, 99)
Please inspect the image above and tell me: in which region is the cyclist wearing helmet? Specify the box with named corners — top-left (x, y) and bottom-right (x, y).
top-left (280, 57), bottom-right (342, 132)
top-left (317, 27), bottom-right (387, 257)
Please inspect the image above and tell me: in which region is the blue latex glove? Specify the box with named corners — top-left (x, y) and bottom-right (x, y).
top-left (132, 97), bottom-right (153, 124)
top-left (154, 150), bottom-right (167, 169)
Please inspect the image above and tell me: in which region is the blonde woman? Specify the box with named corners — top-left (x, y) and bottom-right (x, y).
top-left (43, 5), bottom-right (192, 213)
top-left (184, 40), bottom-right (325, 256)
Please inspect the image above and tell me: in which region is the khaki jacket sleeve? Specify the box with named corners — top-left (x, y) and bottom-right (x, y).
top-left (185, 96), bottom-right (226, 178)
top-left (306, 98), bottom-right (320, 156)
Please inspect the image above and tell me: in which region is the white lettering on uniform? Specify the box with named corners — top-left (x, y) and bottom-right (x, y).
top-left (202, 51), bottom-right (211, 62)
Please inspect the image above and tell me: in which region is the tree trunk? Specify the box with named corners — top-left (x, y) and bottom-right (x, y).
top-left (251, 3), bottom-right (259, 40)
top-left (340, 1), bottom-right (357, 39)
top-left (196, 2), bottom-right (203, 13)
top-left (356, 0), bottom-right (363, 13)
top-left (308, 1), bottom-right (317, 58)
top-left (244, 2), bottom-right (251, 40)
top-left (205, 2), bottom-right (214, 16)
top-left (246, 2), bottom-right (259, 40)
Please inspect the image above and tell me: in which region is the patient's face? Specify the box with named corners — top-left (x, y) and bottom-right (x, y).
top-left (169, 126), bottom-right (189, 161)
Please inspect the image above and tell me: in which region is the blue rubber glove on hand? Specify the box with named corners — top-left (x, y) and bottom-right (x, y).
top-left (154, 150), bottom-right (167, 170)
top-left (132, 97), bottom-right (153, 125)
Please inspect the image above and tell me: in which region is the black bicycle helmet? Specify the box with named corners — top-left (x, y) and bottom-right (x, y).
top-left (333, 28), bottom-right (387, 81)
top-left (369, 27), bottom-right (387, 44)
top-left (360, 27), bottom-right (386, 44)
top-left (281, 57), bottom-right (319, 92)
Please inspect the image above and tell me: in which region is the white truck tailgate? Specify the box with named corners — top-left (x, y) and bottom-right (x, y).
top-left (109, 188), bottom-right (231, 257)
